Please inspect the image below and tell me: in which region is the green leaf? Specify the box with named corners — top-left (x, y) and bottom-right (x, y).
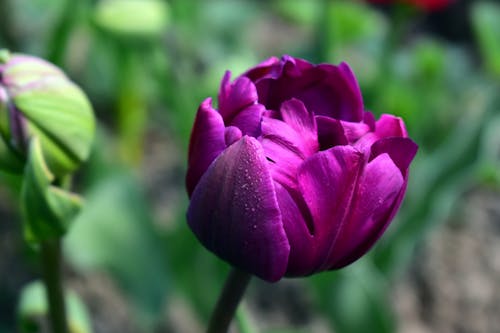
top-left (0, 133), bottom-right (24, 173)
top-left (17, 280), bottom-right (93, 333)
top-left (472, 2), bottom-right (500, 77)
top-left (65, 171), bottom-right (169, 328)
top-left (273, 0), bottom-right (321, 26)
top-left (476, 113), bottom-right (500, 186)
top-left (20, 138), bottom-right (83, 243)
top-left (311, 261), bottom-right (395, 333)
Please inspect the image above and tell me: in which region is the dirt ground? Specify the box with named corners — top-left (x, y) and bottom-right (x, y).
top-left (393, 189), bottom-right (500, 333)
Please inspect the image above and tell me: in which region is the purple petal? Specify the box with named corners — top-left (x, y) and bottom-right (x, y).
top-left (375, 114), bottom-right (408, 138)
top-left (280, 98), bottom-right (318, 155)
top-left (261, 117), bottom-right (305, 157)
top-left (363, 111), bottom-right (376, 131)
top-left (274, 181), bottom-right (317, 276)
top-left (353, 114), bottom-right (411, 155)
top-left (297, 146), bottom-right (364, 272)
top-left (187, 136), bottom-right (290, 282)
top-left (243, 56), bottom-right (282, 82)
top-left (186, 98), bottom-right (226, 196)
top-left (370, 137), bottom-right (418, 178)
top-left (218, 72), bottom-right (258, 122)
top-left (229, 103), bottom-right (264, 137)
top-left (316, 116), bottom-right (348, 150)
top-left (293, 62), bottom-right (363, 121)
top-left (261, 116), bottom-right (307, 190)
top-left (261, 137), bottom-right (304, 191)
top-left (252, 61), bottom-right (364, 122)
top-left (224, 126), bottom-right (242, 146)
top-left (281, 55), bottom-right (314, 77)
top-left (246, 56), bottom-right (293, 108)
top-left (327, 153), bottom-right (405, 269)
top-left (340, 120), bottom-right (371, 143)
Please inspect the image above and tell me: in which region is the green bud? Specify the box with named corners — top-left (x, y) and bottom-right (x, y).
top-left (18, 280), bottom-right (93, 333)
top-left (94, 0), bottom-right (169, 39)
top-left (0, 50), bottom-right (95, 176)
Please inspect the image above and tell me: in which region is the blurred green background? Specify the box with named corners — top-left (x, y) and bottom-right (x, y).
top-left (1, 0), bottom-right (499, 332)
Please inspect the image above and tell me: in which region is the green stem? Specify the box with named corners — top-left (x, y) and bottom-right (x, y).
top-left (116, 46), bottom-right (147, 166)
top-left (0, 0), bottom-right (19, 50)
top-left (46, 0), bottom-right (79, 66)
top-left (40, 238), bottom-right (68, 333)
top-left (207, 268), bottom-right (252, 333)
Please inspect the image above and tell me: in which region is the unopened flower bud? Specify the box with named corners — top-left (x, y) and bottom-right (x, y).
top-left (0, 50), bottom-right (95, 176)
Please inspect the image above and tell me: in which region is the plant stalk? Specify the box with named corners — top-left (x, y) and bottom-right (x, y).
top-left (206, 268), bottom-right (252, 333)
top-left (40, 238), bottom-right (69, 333)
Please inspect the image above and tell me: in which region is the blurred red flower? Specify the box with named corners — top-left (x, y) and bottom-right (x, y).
top-left (368, 0), bottom-right (454, 11)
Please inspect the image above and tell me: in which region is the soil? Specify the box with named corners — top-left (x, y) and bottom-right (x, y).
top-left (393, 189), bottom-right (500, 333)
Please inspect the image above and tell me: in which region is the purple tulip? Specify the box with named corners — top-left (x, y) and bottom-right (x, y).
top-left (186, 55), bottom-right (417, 282)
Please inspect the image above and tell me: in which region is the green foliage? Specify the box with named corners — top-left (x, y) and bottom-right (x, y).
top-left (94, 0), bottom-right (169, 39)
top-left (65, 167), bottom-right (169, 328)
top-left (21, 139), bottom-right (83, 244)
top-left (17, 280), bottom-right (93, 333)
top-left (472, 1), bottom-right (500, 78)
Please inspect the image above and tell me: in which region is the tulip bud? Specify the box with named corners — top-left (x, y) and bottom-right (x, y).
top-left (186, 56), bottom-right (418, 282)
top-left (0, 50), bottom-right (95, 176)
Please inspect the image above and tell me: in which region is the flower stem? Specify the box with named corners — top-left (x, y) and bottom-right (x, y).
top-left (46, 0), bottom-right (78, 66)
top-left (40, 238), bottom-right (68, 333)
top-left (116, 47), bottom-right (147, 166)
top-left (207, 268), bottom-right (252, 333)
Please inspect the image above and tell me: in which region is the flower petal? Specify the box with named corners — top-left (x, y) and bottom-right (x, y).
top-left (297, 146), bottom-right (364, 272)
top-left (354, 114), bottom-right (410, 155)
top-left (316, 116), bottom-right (348, 150)
top-left (224, 126), bottom-right (242, 146)
top-left (280, 98), bottom-right (318, 155)
top-left (370, 137), bottom-right (418, 178)
top-left (261, 116), bottom-right (306, 190)
top-left (229, 103), bottom-right (264, 137)
top-left (243, 56), bottom-right (282, 82)
top-left (340, 120), bottom-right (371, 143)
top-left (375, 114), bottom-right (408, 138)
top-left (274, 181), bottom-right (317, 276)
top-left (294, 62), bottom-right (363, 121)
top-left (218, 72), bottom-right (258, 122)
top-left (326, 153), bottom-right (404, 269)
top-left (187, 136), bottom-right (290, 282)
top-left (363, 111), bottom-right (376, 131)
top-left (186, 98), bottom-right (226, 196)
top-left (261, 134), bottom-right (304, 191)
top-left (252, 61), bottom-right (364, 122)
